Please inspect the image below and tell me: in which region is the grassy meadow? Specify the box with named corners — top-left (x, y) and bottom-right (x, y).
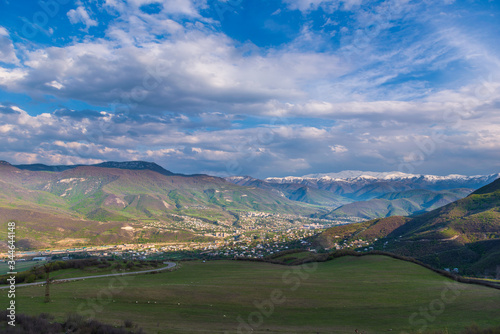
top-left (2, 256), bottom-right (500, 333)
top-left (0, 260), bottom-right (48, 275)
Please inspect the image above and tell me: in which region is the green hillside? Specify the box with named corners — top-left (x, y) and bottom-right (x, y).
top-left (316, 179), bottom-right (500, 276)
top-left (316, 216), bottom-right (411, 249)
top-left (0, 163), bottom-right (324, 249)
top-left (0, 163), bottom-right (324, 218)
top-left (283, 185), bottom-right (352, 207)
top-left (3, 256), bottom-right (499, 333)
top-left (226, 176), bottom-right (352, 207)
top-left (388, 179), bottom-right (500, 241)
top-left (321, 188), bottom-right (471, 220)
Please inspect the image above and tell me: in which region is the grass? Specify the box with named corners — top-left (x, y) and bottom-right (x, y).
top-left (42, 261), bottom-right (167, 281)
top-left (0, 259), bottom-right (166, 284)
top-left (2, 256), bottom-right (500, 333)
top-left (0, 261), bottom-right (48, 275)
top-left (272, 251), bottom-right (315, 264)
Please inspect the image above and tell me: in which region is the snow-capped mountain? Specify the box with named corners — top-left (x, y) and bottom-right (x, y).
top-left (270, 171), bottom-right (500, 182)
top-left (266, 171), bottom-right (500, 184)
top-left (264, 171), bottom-right (500, 201)
top-left (301, 171), bottom-right (418, 180)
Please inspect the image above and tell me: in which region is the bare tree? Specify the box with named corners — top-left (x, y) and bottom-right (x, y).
top-left (43, 263), bottom-right (53, 303)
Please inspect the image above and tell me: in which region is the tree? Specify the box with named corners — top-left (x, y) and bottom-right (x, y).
top-left (43, 263), bottom-right (53, 303)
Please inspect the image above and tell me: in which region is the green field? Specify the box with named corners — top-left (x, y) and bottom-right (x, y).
top-left (0, 259), bottom-right (167, 284)
top-left (0, 260), bottom-right (48, 275)
top-left (2, 256), bottom-right (500, 333)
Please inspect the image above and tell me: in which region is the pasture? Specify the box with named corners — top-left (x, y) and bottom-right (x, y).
top-left (2, 256), bottom-right (499, 333)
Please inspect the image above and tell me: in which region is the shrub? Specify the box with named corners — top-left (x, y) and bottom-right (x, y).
top-left (25, 274), bottom-right (37, 283)
top-left (124, 319), bottom-right (134, 328)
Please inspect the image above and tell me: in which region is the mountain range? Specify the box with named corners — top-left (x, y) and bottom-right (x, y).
top-left (0, 161), bottom-right (319, 249)
top-left (225, 175), bottom-right (352, 207)
top-left (1, 160), bottom-right (498, 252)
top-left (264, 171), bottom-right (500, 200)
top-left (226, 171), bottom-right (499, 219)
top-left (315, 178), bottom-right (500, 276)
top-left (319, 188), bottom-right (473, 220)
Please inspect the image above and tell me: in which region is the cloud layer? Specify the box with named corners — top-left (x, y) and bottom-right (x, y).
top-left (0, 0), bottom-right (499, 177)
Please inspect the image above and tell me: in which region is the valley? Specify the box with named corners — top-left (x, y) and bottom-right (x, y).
top-left (1, 161), bottom-right (499, 278)
top-left (1, 161), bottom-right (500, 333)
top-left (2, 2), bottom-right (500, 332)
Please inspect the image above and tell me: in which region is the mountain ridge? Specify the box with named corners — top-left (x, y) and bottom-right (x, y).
top-left (11, 160), bottom-right (181, 177)
top-left (286, 170), bottom-right (500, 181)
top-left (0, 162), bottom-right (324, 249)
top-left (265, 171), bottom-right (499, 201)
top-left (225, 175), bottom-right (352, 207)
top-left (320, 188), bottom-right (473, 220)
top-left (315, 178), bottom-right (500, 275)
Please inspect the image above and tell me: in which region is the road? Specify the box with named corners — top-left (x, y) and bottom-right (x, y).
top-left (0, 261), bottom-right (176, 289)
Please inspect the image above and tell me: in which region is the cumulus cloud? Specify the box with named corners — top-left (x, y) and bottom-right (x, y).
top-left (1, 99), bottom-right (500, 176)
top-left (67, 6), bottom-right (98, 30)
top-left (3, 25), bottom-right (348, 115)
top-left (0, 0), bottom-right (499, 177)
top-left (0, 27), bottom-right (19, 65)
top-left (330, 145), bottom-right (348, 153)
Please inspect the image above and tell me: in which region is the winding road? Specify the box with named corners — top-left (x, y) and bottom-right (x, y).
top-left (0, 261), bottom-right (177, 289)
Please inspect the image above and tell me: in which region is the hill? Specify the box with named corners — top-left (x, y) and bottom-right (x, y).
top-left (11, 160), bottom-right (177, 176)
top-left (225, 175), bottom-right (352, 207)
top-left (316, 216), bottom-right (411, 249)
top-left (320, 188), bottom-right (472, 220)
top-left (316, 178), bottom-right (500, 276)
top-left (0, 161), bottom-right (322, 249)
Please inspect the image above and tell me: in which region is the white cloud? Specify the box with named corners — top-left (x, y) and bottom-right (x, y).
top-left (0, 27), bottom-right (19, 65)
top-left (329, 145), bottom-right (348, 153)
top-left (105, 0), bottom-right (206, 18)
top-left (1, 0), bottom-right (500, 177)
top-left (2, 23), bottom-right (348, 114)
top-left (283, 0), bottom-right (364, 12)
top-left (1, 100), bottom-right (499, 176)
top-left (67, 6), bottom-right (98, 30)
top-left (46, 81), bottom-right (64, 90)
top-left (0, 68), bottom-right (25, 87)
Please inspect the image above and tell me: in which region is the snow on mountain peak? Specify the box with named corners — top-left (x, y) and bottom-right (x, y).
top-left (266, 171), bottom-right (500, 183)
top-left (300, 171), bottom-right (419, 180)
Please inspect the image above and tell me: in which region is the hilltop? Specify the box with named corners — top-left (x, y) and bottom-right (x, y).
top-left (11, 160), bottom-right (176, 176)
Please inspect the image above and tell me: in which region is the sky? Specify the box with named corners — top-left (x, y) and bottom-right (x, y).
top-left (0, 0), bottom-right (499, 178)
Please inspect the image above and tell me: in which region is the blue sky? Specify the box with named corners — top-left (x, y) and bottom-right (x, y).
top-left (0, 0), bottom-right (499, 178)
